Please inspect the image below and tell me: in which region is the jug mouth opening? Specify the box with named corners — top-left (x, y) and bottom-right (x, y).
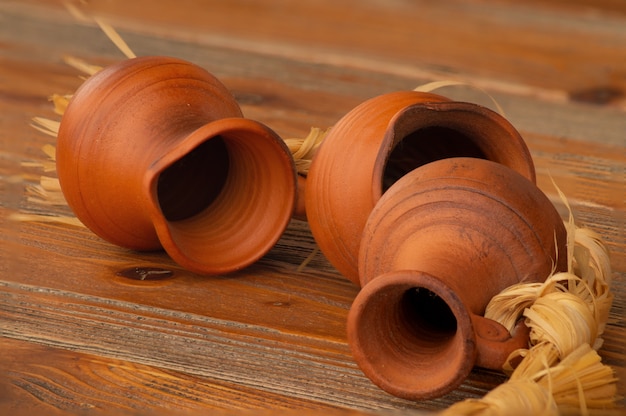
top-left (376, 101), bottom-right (533, 197)
top-left (382, 125), bottom-right (486, 192)
top-left (157, 136), bottom-right (230, 222)
top-left (348, 271), bottom-right (476, 399)
top-left (400, 287), bottom-right (458, 345)
top-left (146, 118), bottom-right (297, 274)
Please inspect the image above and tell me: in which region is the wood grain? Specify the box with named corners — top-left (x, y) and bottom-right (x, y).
top-left (1, 0), bottom-right (625, 413)
top-left (2, 339), bottom-right (434, 416)
top-left (15, 0), bottom-right (626, 108)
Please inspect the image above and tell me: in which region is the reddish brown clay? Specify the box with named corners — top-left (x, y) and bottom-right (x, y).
top-left (348, 158), bottom-right (567, 400)
top-left (305, 91), bottom-right (536, 284)
top-left (57, 56), bottom-right (297, 274)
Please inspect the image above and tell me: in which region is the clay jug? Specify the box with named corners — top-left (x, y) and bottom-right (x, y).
top-left (305, 91), bottom-right (536, 284)
top-left (56, 56), bottom-right (297, 274)
top-left (348, 157), bottom-right (567, 400)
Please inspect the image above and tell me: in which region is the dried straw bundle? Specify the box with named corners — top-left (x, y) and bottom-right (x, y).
top-left (441, 189), bottom-right (617, 415)
top-left (17, 15), bottom-right (618, 415)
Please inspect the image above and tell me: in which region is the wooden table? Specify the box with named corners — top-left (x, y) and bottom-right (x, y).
top-left (1, 1), bottom-right (625, 414)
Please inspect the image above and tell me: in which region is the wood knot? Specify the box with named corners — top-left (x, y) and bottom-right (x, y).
top-left (116, 267), bottom-right (174, 281)
top-left (569, 86), bottom-right (623, 105)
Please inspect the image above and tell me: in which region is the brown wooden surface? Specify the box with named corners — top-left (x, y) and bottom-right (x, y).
top-left (1, 0), bottom-right (625, 414)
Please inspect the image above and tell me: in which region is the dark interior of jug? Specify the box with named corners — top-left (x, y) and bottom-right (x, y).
top-left (383, 126), bottom-right (486, 192)
top-left (157, 137), bottom-right (230, 222)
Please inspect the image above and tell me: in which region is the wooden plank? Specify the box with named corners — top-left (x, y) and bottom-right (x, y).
top-left (11, 0), bottom-right (626, 109)
top-left (0, 337), bottom-right (347, 415)
top-left (1, 214), bottom-right (513, 411)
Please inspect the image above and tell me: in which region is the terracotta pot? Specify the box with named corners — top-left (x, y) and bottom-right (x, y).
top-left (348, 158), bottom-right (567, 400)
top-left (305, 91), bottom-right (535, 284)
top-left (57, 56), bottom-right (297, 274)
